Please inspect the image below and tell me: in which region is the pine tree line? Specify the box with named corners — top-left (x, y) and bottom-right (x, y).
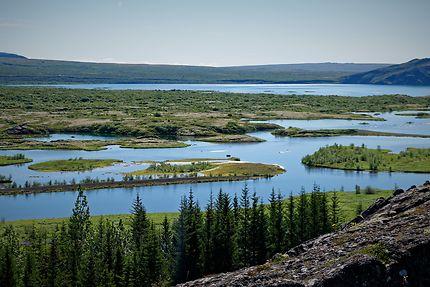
top-left (0, 184), bottom-right (341, 286)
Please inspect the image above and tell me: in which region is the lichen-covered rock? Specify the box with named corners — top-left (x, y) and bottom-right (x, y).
top-left (179, 181), bottom-right (430, 287)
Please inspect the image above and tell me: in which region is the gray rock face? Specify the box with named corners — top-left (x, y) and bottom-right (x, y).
top-left (179, 182), bottom-right (430, 287)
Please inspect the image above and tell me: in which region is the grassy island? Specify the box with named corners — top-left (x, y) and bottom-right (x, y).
top-left (302, 144), bottom-right (430, 173)
top-left (0, 153), bottom-right (32, 166)
top-left (126, 159), bottom-right (285, 177)
top-left (202, 162), bottom-right (285, 177)
top-left (28, 158), bottom-right (122, 172)
top-left (127, 161), bottom-right (216, 176)
top-left (272, 127), bottom-right (430, 138)
top-left (198, 134), bottom-right (265, 143)
top-left (395, 112), bottom-right (430, 118)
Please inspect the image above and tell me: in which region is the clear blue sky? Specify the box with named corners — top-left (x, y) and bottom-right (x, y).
top-left (1, 0), bottom-right (429, 66)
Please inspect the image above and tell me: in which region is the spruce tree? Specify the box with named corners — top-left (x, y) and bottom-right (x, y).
top-left (213, 190), bottom-right (234, 273)
top-left (238, 184), bottom-right (251, 267)
top-left (47, 230), bottom-right (58, 287)
top-left (255, 199), bottom-right (268, 264)
top-left (68, 188), bottom-right (91, 287)
top-left (183, 191), bottom-right (204, 281)
top-left (320, 192), bottom-right (330, 234)
top-left (309, 184), bottom-right (321, 238)
top-left (286, 192), bottom-right (296, 248)
top-left (268, 189), bottom-right (284, 257)
top-left (160, 216), bottom-right (174, 285)
top-left (204, 191), bottom-right (215, 274)
top-left (331, 190), bottom-right (340, 229)
top-left (173, 196), bottom-right (187, 284)
top-left (297, 187), bottom-right (309, 242)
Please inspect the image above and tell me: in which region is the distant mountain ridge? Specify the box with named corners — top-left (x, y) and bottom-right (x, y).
top-left (0, 52), bottom-right (390, 84)
top-left (342, 58), bottom-right (430, 86)
top-left (0, 52), bottom-right (27, 59)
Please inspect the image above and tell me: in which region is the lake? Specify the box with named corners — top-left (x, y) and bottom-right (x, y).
top-left (0, 112), bottom-right (429, 220)
top-left (12, 83), bottom-right (430, 96)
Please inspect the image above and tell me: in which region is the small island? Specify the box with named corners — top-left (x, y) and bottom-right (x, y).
top-left (197, 134), bottom-right (265, 143)
top-left (0, 153), bottom-right (33, 166)
top-left (28, 158), bottom-right (123, 172)
top-left (126, 158), bottom-right (284, 177)
top-left (272, 127), bottom-right (430, 138)
top-left (302, 144), bottom-right (430, 173)
top-left (395, 112), bottom-right (430, 118)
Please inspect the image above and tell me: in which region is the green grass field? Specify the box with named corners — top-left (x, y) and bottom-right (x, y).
top-left (28, 158), bottom-right (122, 172)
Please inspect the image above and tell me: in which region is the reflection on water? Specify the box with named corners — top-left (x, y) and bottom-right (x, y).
top-left (0, 112), bottom-right (429, 220)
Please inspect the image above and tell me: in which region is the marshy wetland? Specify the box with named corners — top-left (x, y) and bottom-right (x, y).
top-left (0, 86), bottom-right (429, 220)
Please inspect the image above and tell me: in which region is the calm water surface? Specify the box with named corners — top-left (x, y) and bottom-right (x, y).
top-left (12, 83), bottom-right (430, 96)
top-left (0, 112), bottom-right (429, 220)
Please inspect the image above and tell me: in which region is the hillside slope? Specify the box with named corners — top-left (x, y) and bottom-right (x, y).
top-left (179, 182), bottom-right (430, 287)
top-left (0, 54), bottom-right (389, 84)
top-left (0, 52), bottom-right (27, 59)
top-left (343, 58), bottom-right (430, 86)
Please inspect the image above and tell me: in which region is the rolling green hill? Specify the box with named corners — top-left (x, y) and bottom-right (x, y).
top-left (0, 53), bottom-right (389, 84)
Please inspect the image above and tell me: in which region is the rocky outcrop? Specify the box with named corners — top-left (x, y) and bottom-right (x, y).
top-left (179, 182), bottom-right (430, 287)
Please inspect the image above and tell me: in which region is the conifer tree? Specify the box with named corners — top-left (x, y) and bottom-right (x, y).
top-left (160, 216), bottom-right (174, 283)
top-left (213, 190), bottom-right (235, 273)
top-left (183, 191), bottom-right (204, 281)
top-left (173, 196), bottom-right (187, 284)
top-left (309, 184), bottom-right (321, 238)
top-left (320, 192), bottom-right (330, 233)
top-left (204, 191), bottom-right (215, 274)
top-left (297, 187), bottom-right (309, 242)
top-left (47, 230), bottom-right (58, 287)
top-left (255, 199), bottom-right (268, 264)
top-left (238, 184), bottom-right (251, 267)
top-left (286, 192), bottom-right (296, 248)
top-left (68, 188), bottom-right (90, 287)
top-left (268, 189), bottom-right (284, 257)
top-left (331, 190), bottom-right (340, 228)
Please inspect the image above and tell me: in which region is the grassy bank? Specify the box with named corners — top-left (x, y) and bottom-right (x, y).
top-left (302, 144), bottom-right (430, 172)
top-left (0, 153), bottom-right (32, 166)
top-left (272, 127), bottom-right (430, 138)
top-left (28, 158), bottom-right (122, 172)
top-left (3, 188), bottom-right (393, 237)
